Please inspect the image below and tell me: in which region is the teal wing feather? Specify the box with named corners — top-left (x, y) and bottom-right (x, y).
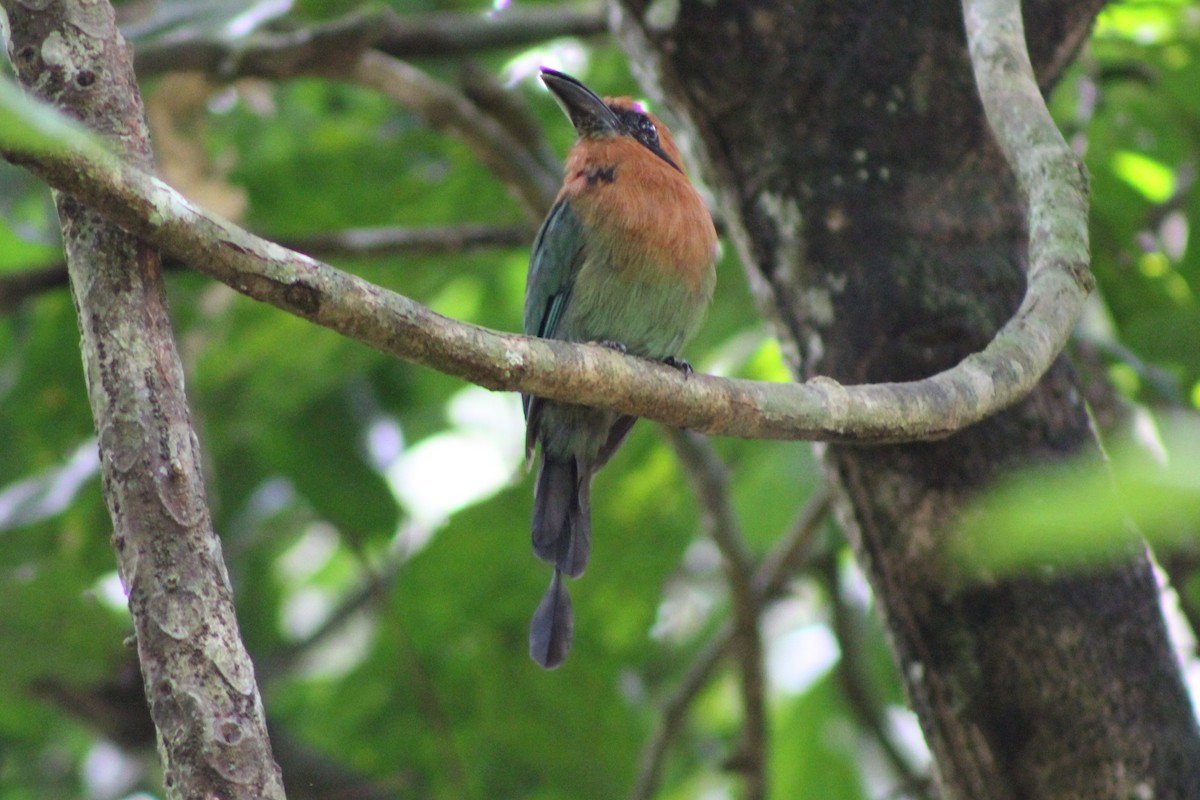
top-left (523, 201), bottom-right (586, 434)
top-left (524, 200), bottom-right (585, 341)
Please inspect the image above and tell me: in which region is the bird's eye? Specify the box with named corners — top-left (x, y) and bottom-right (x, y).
top-left (639, 118), bottom-right (658, 145)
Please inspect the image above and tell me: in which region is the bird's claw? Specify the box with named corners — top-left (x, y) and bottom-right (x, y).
top-left (662, 356), bottom-right (694, 377)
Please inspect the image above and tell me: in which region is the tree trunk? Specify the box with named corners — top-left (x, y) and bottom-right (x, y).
top-left (615, 1), bottom-right (1200, 797)
top-left (2, 2), bottom-right (285, 798)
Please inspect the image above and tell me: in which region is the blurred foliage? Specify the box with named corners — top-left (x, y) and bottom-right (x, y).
top-left (0, 0), bottom-right (1197, 799)
top-left (1051, 0), bottom-right (1200, 405)
top-left (953, 413), bottom-right (1200, 577)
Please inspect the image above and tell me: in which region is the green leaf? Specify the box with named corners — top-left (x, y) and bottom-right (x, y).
top-left (951, 417), bottom-right (1200, 577)
top-left (0, 78), bottom-right (103, 156)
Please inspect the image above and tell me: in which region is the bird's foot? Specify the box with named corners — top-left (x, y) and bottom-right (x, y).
top-left (662, 356), bottom-right (694, 377)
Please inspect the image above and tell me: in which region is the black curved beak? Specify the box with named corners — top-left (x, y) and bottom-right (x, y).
top-left (540, 68), bottom-right (621, 137)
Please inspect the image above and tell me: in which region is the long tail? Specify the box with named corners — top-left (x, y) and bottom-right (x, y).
top-left (531, 455), bottom-right (591, 578)
top-left (529, 569), bottom-right (572, 669)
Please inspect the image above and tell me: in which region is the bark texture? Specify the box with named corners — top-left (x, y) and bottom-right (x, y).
top-left (2, 2), bottom-right (284, 798)
top-left (615, 0), bottom-right (1200, 798)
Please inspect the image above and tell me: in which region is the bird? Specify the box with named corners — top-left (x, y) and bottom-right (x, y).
top-left (524, 68), bottom-right (719, 668)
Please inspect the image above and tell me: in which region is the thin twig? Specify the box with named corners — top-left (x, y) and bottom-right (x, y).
top-left (1073, 332), bottom-right (1182, 404)
top-left (629, 486), bottom-right (831, 800)
top-left (663, 432), bottom-right (755, 586)
top-left (392, 615), bottom-right (478, 800)
top-left (373, 3), bottom-right (606, 59)
top-left (756, 486), bottom-right (832, 599)
top-left (665, 428), bottom-right (765, 800)
top-left (819, 555), bottom-right (931, 798)
top-left (0, 262), bottom-right (68, 313)
top-left (284, 224), bottom-right (532, 259)
top-left (130, 7), bottom-right (391, 78)
top-left (630, 629), bottom-right (729, 800)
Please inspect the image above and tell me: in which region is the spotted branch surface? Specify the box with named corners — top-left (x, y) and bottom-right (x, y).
top-left (1, 1), bottom-right (284, 798)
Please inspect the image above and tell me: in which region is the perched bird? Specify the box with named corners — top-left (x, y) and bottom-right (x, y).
top-left (524, 68), bottom-right (718, 668)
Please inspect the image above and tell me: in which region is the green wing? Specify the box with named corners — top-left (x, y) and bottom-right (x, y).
top-left (524, 200), bottom-right (586, 340)
top-left (523, 200), bottom-right (586, 432)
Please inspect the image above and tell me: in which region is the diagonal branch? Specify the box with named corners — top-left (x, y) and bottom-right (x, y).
top-left (372, 3), bottom-right (607, 60)
top-left (458, 60), bottom-right (561, 179)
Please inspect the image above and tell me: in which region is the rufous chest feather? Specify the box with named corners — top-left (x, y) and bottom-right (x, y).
top-left (560, 138), bottom-right (718, 294)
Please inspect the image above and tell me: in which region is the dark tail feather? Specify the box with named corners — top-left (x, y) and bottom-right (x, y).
top-left (529, 570), bottom-right (573, 669)
top-left (531, 456), bottom-right (591, 577)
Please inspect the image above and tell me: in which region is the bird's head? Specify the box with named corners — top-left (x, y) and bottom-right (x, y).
top-left (540, 67), bottom-right (685, 172)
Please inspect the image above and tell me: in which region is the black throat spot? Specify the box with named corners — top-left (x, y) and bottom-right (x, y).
top-left (584, 165), bottom-right (617, 185)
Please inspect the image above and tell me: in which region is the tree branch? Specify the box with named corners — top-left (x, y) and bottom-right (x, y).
top-left (261, 554), bottom-right (405, 681)
top-left (130, 6), bottom-right (389, 80)
top-left (0, 261), bottom-right (68, 312)
top-left (284, 223), bottom-right (532, 259)
top-left (962, 0), bottom-right (1093, 305)
top-left (0, 101), bottom-right (1090, 443)
top-left (2, 2), bottom-right (283, 798)
top-left (458, 60), bottom-right (561, 179)
top-left (629, 631), bottom-right (726, 800)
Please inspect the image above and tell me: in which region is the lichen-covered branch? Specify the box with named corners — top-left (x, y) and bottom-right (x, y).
top-left (2, 106), bottom-right (1089, 443)
top-left (1, 2), bottom-right (284, 798)
top-left (963, 0), bottom-right (1094, 310)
